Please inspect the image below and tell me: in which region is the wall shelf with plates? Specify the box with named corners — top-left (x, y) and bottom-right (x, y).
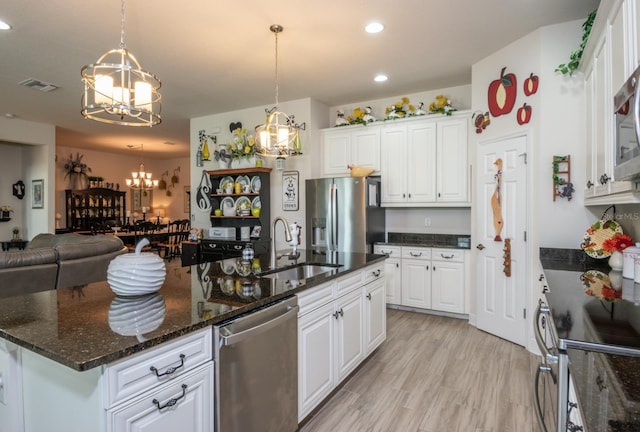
top-left (204, 168), bottom-right (271, 260)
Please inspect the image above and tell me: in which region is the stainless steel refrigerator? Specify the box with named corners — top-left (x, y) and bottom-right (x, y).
top-left (306, 176), bottom-right (385, 253)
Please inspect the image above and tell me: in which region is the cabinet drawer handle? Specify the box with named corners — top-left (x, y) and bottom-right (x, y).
top-left (410, 252), bottom-right (422, 257)
top-left (440, 253), bottom-right (454, 259)
top-left (153, 384), bottom-right (187, 410)
top-left (150, 354), bottom-right (186, 377)
top-left (372, 270), bottom-right (381, 277)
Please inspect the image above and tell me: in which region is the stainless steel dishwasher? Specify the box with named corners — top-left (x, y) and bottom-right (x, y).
top-left (214, 296), bottom-right (299, 432)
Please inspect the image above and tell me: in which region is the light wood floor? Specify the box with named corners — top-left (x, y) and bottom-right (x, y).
top-left (300, 308), bottom-right (538, 432)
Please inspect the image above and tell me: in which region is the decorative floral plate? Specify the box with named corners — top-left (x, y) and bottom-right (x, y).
top-left (235, 175), bottom-right (250, 190)
top-left (581, 270), bottom-right (622, 302)
top-left (251, 196), bottom-right (261, 211)
top-left (251, 176), bottom-right (261, 193)
top-left (219, 176), bottom-right (234, 192)
top-left (235, 196), bottom-right (251, 213)
top-left (582, 219), bottom-right (623, 259)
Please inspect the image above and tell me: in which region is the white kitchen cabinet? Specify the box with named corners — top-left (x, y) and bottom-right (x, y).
top-left (380, 113), bottom-right (469, 207)
top-left (297, 301), bottom-right (335, 422)
top-left (431, 249), bottom-right (465, 314)
top-left (334, 287), bottom-right (365, 382)
top-left (296, 263), bottom-right (386, 421)
top-left (373, 244), bottom-right (402, 304)
top-left (364, 277), bottom-right (386, 353)
top-left (320, 126), bottom-right (380, 177)
top-left (107, 363), bottom-right (213, 432)
top-left (401, 247), bottom-right (432, 309)
top-left (436, 118), bottom-right (469, 202)
top-left (582, 0), bottom-right (640, 204)
top-left (16, 327), bottom-right (213, 432)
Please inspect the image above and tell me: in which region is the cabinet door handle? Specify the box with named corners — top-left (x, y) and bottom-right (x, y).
top-left (150, 354), bottom-right (186, 377)
top-left (333, 311), bottom-right (340, 320)
top-left (153, 384), bottom-right (187, 410)
top-left (586, 180), bottom-right (594, 189)
top-left (395, 263), bottom-right (399, 268)
top-left (339, 308), bottom-right (344, 317)
top-left (538, 274), bottom-right (544, 281)
top-left (596, 375), bottom-right (606, 392)
top-left (402, 193), bottom-right (406, 198)
top-left (366, 293), bottom-right (372, 300)
top-left (408, 193), bottom-right (411, 198)
top-left (433, 266), bottom-right (436, 271)
top-left (476, 244), bottom-right (485, 250)
top-left (372, 270), bottom-right (381, 277)
top-left (600, 173), bottom-right (610, 185)
top-left (426, 265), bottom-right (429, 270)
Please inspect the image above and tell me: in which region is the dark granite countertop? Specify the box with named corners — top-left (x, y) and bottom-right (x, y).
top-left (0, 249), bottom-right (385, 371)
top-left (540, 248), bottom-right (640, 429)
top-left (377, 232), bottom-right (471, 249)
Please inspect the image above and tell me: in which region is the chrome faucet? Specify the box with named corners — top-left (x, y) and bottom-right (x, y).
top-left (271, 216), bottom-right (293, 269)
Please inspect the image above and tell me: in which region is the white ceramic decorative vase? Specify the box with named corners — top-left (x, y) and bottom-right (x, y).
top-left (230, 158), bottom-right (241, 169)
top-left (217, 159), bottom-right (231, 170)
top-left (107, 239), bottom-right (166, 296)
top-left (240, 156), bottom-right (256, 168)
top-left (609, 250), bottom-right (624, 271)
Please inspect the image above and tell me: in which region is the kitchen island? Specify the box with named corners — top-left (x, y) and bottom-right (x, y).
top-left (539, 249), bottom-right (640, 432)
top-left (0, 249), bottom-right (385, 432)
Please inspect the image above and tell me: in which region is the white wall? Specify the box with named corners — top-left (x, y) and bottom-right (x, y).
top-left (0, 117), bottom-right (55, 240)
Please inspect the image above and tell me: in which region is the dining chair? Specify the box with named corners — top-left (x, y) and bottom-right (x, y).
top-left (157, 220), bottom-right (181, 259)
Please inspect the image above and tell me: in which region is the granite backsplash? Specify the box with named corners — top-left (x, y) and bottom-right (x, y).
top-left (383, 232), bottom-right (471, 249)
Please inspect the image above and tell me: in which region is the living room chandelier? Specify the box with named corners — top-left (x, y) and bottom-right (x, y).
top-left (80, 0), bottom-right (161, 127)
top-left (255, 25), bottom-right (305, 159)
top-left (125, 144), bottom-right (158, 190)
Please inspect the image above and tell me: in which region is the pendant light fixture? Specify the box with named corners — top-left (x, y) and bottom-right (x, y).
top-left (81, 0), bottom-right (161, 127)
top-left (255, 25), bottom-right (305, 159)
top-left (126, 144), bottom-right (159, 190)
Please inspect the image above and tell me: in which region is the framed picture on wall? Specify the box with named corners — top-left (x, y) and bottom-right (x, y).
top-left (131, 189), bottom-right (153, 213)
top-left (31, 179), bottom-right (44, 209)
top-left (184, 186), bottom-right (191, 213)
top-left (282, 171), bottom-right (299, 211)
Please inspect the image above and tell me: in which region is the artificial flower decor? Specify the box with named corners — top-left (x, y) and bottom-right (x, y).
top-left (227, 127), bottom-right (255, 160)
top-left (63, 152), bottom-right (92, 178)
top-left (428, 95), bottom-right (456, 116)
top-left (602, 233), bottom-right (634, 253)
top-left (385, 97), bottom-right (413, 119)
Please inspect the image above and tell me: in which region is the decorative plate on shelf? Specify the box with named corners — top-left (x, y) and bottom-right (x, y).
top-left (236, 175), bottom-right (250, 190)
top-left (220, 258), bottom-right (236, 275)
top-left (220, 197), bottom-right (235, 212)
top-left (219, 176), bottom-right (234, 192)
top-left (250, 176), bottom-right (261, 193)
top-left (251, 197), bottom-right (261, 211)
top-left (235, 196), bottom-right (251, 214)
top-left (582, 219), bottom-right (623, 258)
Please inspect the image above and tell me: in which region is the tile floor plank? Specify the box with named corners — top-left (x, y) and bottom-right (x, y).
top-left (300, 309), bottom-right (537, 432)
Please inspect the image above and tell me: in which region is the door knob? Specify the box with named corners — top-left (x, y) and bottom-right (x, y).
top-left (476, 244), bottom-right (486, 250)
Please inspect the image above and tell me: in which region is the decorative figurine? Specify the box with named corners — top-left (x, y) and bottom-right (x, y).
top-left (362, 106), bottom-right (376, 123)
top-left (335, 109), bottom-right (350, 126)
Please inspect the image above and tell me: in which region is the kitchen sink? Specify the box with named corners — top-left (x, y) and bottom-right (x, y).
top-left (262, 263), bottom-right (342, 280)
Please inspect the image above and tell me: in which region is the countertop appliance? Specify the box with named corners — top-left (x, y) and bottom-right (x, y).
top-left (614, 64), bottom-right (640, 181)
top-left (306, 176), bottom-right (385, 253)
top-left (213, 296), bottom-right (299, 432)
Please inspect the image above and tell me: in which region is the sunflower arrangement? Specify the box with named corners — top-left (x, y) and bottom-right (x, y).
top-left (385, 97), bottom-right (414, 119)
top-left (428, 95), bottom-right (456, 116)
top-left (227, 128), bottom-right (255, 160)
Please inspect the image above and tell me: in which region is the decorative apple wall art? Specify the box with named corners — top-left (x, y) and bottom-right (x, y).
top-left (523, 73), bottom-right (539, 96)
top-left (488, 67), bottom-right (517, 117)
top-left (517, 103), bottom-right (532, 125)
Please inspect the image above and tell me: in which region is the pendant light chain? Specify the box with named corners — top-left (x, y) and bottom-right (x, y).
top-left (274, 28), bottom-right (279, 107)
top-left (119, 0), bottom-right (126, 50)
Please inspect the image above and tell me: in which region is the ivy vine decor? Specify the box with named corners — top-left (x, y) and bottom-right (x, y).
top-left (555, 9), bottom-right (597, 76)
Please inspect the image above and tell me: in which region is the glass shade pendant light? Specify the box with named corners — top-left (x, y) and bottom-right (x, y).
top-left (126, 144), bottom-right (159, 190)
top-left (81, 0), bottom-right (161, 127)
top-left (255, 25), bottom-right (304, 158)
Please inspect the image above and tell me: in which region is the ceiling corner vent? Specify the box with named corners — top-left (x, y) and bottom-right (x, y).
top-left (19, 78), bottom-right (59, 92)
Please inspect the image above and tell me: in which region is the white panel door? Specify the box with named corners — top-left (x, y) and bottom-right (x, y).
top-left (380, 125), bottom-right (408, 203)
top-left (321, 130), bottom-right (351, 176)
top-left (431, 260), bottom-right (464, 313)
top-left (334, 289), bottom-right (364, 383)
top-left (407, 121), bottom-right (437, 203)
top-left (437, 118), bottom-right (468, 202)
top-left (298, 302), bottom-right (335, 421)
top-left (351, 128), bottom-right (381, 172)
top-left (475, 134), bottom-right (527, 346)
top-left (401, 258), bottom-right (431, 309)
top-left (364, 278), bottom-right (386, 353)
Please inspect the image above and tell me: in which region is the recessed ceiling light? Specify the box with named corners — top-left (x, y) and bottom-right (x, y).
top-left (365, 22), bottom-right (384, 34)
top-left (374, 74), bottom-right (388, 83)
top-left (0, 19), bottom-right (11, 30)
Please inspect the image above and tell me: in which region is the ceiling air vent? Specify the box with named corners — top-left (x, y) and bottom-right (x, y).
top-left (19, 78), bottom-right (59, 92)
